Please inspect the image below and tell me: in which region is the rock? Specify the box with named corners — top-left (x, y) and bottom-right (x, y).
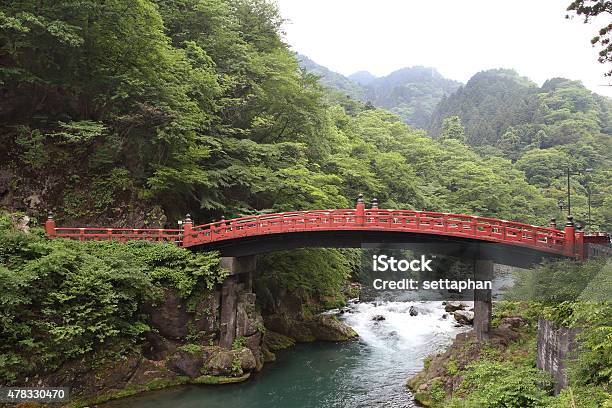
top-left (144, 289), bottom-right (191, 339)
top-left (12, 214), bottom-right (30, 232)
top-left (441, 313), bottom-right (448, 319)
top-left (261, 344), bottom-right (276, 363)
top-left (372, 314), bottom-right (386, 321)
top-left (234, 348), bottom-right (257, 372)
top-left (142, 332), bottom-right (178, 360)
top-left (308, 315), bottom-right (358, 341)
top-left (263, 330), bottom-right (296, 351)
top-left (193, 291), bottom-right (221, 333)
top-left (409, 306), bottom-right (418, 316)
top-left (204, 347), bottom-right (257, 377)
top-left (444, 301), bottom-right (468, 312)
top-left (498, 316), bottom-right (527, 330)
top-left (264, 314), bottom-right (315, 342)
top-left (193, 373), bottom-right (250, 384)
top-left (166, 350), bottom-right (203, 378)
top-left (453, 310), bottom-right (474, 325)
top-left (126, 359), bottom-right (175, 386)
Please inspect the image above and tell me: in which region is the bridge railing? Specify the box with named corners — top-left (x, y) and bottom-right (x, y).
top-left (184, 209), bottom-right (569, 255)
top-left (46, 204), bottom-right (604, 258)
top-left (49, 227), bottom-right (182, 243)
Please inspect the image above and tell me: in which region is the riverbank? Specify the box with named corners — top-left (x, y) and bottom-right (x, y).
top-left (406, 301), bottom-right (612, 407)
top-left (96, 300), bottom-right (465, 408)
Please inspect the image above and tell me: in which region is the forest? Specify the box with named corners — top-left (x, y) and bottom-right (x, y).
top-left (0, 0), bottom-right (610, 407)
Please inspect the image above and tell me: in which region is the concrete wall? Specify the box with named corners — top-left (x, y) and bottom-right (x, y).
top-left (537, 317), bottom-right (579, 394)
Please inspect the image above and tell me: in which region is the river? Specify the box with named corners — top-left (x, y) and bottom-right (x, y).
top-left (101, 300), bottom-right (465, 408)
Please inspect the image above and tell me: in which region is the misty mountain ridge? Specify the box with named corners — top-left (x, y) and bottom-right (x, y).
top-left (298, 56), bottom-right (610, 148)
top-left (348, 70), bottom-right (377, 86)
top-left (297, 54), bottom-right (461, 128)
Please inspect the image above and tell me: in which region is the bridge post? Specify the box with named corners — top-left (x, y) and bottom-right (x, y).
top-left (549, 218), bottom-right (557, 230)
top-left (182, 214), bottom-right (193, 247)
top-left (575, 228), bottom-right (585, 260)
top-left (356, 193), bottom-right (365, 225)
top-left (473, 259), bottom-right (493, 342)
top-left (564, 216), bottom-right (575, 257)
top-left (219, 255), bottom-right (257, 348)
top-left (45, 212), bottom-right (56, 237)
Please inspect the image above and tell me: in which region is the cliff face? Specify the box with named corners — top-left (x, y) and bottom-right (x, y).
top-left (21, 286), bottom-right (267, 406)
top-left (17, 278), bottom-right (357, 406)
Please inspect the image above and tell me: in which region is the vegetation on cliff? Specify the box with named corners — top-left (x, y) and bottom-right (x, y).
top-left (0, 213), bottom-right (225, 384)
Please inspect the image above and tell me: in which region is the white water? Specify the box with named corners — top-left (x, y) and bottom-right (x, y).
top-left (325, 299), bottom-right (468, 407)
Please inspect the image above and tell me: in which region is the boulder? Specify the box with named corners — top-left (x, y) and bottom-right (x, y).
top-left (372, 315), bottom-right (386, 321)
top-left (263, 330), bottom-right (296, 351)
top-left (166, 351), bottom-right (203, 378)
top-left (498, 316), bottom-right (528, 330)
top-left (453, 310), bottom-right (474, 325)
top-left (444, 301), bottom-right (468, 313)
top-left (409, 306), bottom-right (418, 316)
top-left (307, 315), bottom-right (358, 341)
top-left (204, 347), bottom-right (257, 377)
top-left (264, 314), bottom-right (315, 342)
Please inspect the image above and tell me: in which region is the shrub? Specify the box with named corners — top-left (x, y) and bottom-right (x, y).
top-left (447, 360), bottom-right (553, 408)
top-left (0, 223), bottom-right (225, 384)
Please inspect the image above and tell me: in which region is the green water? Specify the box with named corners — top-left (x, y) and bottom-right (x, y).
top-left (101, 301), bottom-right (463, 408)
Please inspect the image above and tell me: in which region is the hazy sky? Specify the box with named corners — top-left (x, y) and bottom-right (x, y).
top-left (275, 0), bottom-right (612, 97)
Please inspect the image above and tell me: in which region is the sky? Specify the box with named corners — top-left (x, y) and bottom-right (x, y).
top-left (275, 0), bottom-right (612, 97)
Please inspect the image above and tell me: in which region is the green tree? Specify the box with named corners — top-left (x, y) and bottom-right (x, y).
top-left (440, 115), bottom-right (466, 142)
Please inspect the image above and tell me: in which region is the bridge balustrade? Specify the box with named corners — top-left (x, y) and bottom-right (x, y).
top-left (45, 201), bottom-right (608, 259)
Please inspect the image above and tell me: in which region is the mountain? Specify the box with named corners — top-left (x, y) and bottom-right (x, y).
top-left (429, 69), bottom-right (538, 146)
top-left (429, 69), bottom-right (612, 152)
top-left (297, 54), bottom-right (364, 101)
top-left (348, 71), bottom-right (377, 86)
top-left (363, 66), bottom-right (461, 129)
top-left (297, 55), bottom-right (461, 129)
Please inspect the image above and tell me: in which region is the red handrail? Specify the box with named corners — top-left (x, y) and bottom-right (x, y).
top-left (46, 208), bottom-right (603, 258)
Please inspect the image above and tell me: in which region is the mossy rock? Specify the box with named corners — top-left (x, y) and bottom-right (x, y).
top-left (263, 330), bottom-right (296, 351)
top-left (192, 373), bottom-right (251, 384)
top-left (412, 391), bottom-right (434, 407)
top-left (307, 315), bottom-right (358, 341)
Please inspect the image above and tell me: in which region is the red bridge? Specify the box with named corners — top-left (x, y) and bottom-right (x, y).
top-left (44, 195), bottom-right (610, 344)
top-left (45, 196), bottom-right (608, 265)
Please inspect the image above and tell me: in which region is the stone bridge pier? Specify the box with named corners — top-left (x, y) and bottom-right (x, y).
top-left (473, 259), bottom-right (493, 342)
top-left (219, 255), bottom-right (257, 348)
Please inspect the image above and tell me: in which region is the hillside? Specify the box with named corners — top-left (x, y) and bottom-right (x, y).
top-left (429, 69), bottom-right (612, 151)
top-left (362, 66), bottom-right (461, 129)
top-left (297, 56), bottom-right (461, 128)
top-left (297, 54), bottom-right (365, 101)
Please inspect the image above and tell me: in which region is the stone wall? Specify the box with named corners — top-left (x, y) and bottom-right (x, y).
top-left (536, 317), bottom-right (579, 394)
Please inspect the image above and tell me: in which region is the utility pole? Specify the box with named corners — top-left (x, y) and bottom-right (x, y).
top-left (564, 167), bottom-right (593, 219)
top-left (566, 167), bottom-right (571, 216)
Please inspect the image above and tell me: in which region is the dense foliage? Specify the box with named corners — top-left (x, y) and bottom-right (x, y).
top-left (0, 214), bottom-right (224, 383)
top-left (430, 71), bottom-right (611, 230)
